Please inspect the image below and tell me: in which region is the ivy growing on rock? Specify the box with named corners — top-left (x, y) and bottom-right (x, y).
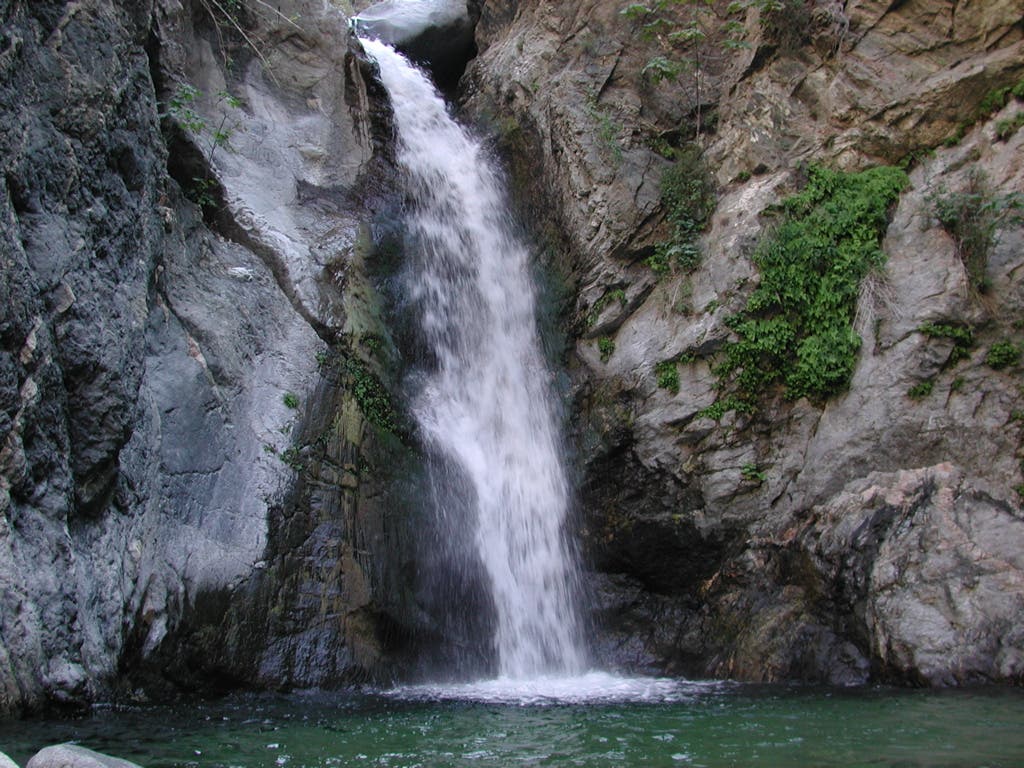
top-left (919, 322), bottom-right (974, 366)
top-left (710, 164), bottom-right (908, 410)
top-left (621, 0), bottom-right (781, 136)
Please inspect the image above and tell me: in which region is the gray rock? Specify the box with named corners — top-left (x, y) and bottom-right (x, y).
top-left (1, 751), bottom-right (20, 768)
top-left (0, 0), bottom-right (423, 714)
top-left (26, 745), bottom-right (140, 768)
top-left (464, 0), bottom-right (1024, 685)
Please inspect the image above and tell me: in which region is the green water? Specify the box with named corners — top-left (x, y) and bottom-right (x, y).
top-left (3, 684), bottom-right (1024, 768)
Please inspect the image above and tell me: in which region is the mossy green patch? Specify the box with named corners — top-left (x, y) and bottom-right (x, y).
top-left (907, 380), bottom-right (934, 400)
top-left (655, 359), bottom-right (680, 393)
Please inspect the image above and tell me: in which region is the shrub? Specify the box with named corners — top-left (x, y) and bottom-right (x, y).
top-left (740, 462), bottom-right (767, 483)
top-left (587, 288), bottom-right (628, 327)
top-left (986, 341), bottom-right (1021, 370)
top-left (655, 360), bottom-right (680, 393)
top-left (995, 113), bottom-right (1024, 141)
top-left (648, 145), bottom-right (715, 276)
top-left (283, 392), bottom-right (299, 409)
top-left (696, 396), bottom-right (756, 421)
top-left (714, 164), bottom-right (908, 403)
top-left (598, 337), bottom-right (616, 362)
top-left (344, 357), bottom-right (399, 433)
top-left (929, 171), bottom-right (1023, 293)
top-left (907, 380), bottom-right (933, 400)
top-left (919, 322), bottom-right (974, 365)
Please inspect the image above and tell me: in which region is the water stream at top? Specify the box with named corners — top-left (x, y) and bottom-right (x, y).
top-left (359, 38), bottom-right (586, 681)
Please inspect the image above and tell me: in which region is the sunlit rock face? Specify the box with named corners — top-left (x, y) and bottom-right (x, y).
top-left (461, 0), bottom-right (1024, 685)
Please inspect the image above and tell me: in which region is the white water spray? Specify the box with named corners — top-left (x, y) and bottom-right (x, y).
top-left (360, 38), bottom-right (585, 679)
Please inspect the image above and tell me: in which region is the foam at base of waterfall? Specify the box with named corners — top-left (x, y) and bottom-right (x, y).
top-left (383, 671), bottom-right (726, 706)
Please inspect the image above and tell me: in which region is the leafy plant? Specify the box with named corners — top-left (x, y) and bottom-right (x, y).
top-left (165, 86), bottom-right (245, 209)
top-left (929, 172), bottom-right (1024, 293)
top-left (740, 462), bottom-right (766, 483)
top-left (919, 322), bottom-right (974, 365)
top-left (648, 144), bottom-right (715, 276)
top-left (344, 356), bottom-right (399, 433)
top-left (655, 359), bottom-right (680, 393)
top-left (598, 337), bottom-right (616, 362)
top-left (279, 446), bottom-right (304, 471)
top-left (584, 97), bottom-right (624, 164)
top-left (282, 392), bottom-right (299, 409)
top-left (941, 78), bottom-right (1024, 146)
top-left (198, 0), bottom-right (301, 77)
top-left (587, 288), bottom-right (628, 327)
top-left (986, 341), bottom-right (1021, 370)
top-left (189, 176), bottom-right (218, 208)
top-left (995, 113), bottom-right (1024, 141)
top-left (167, 85), bottom-right (204, 133)
top-left (622, 0), bottom-right (796, 136)
top-left (696, 396), bottom-right (756, 420)
top-left (907, 380), bottom-right (933, 400)
top-left (714, 164), bottom-right (908, 404)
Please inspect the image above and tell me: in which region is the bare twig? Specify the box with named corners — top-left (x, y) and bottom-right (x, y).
top-left (199, 0), bottom-right (281, 85)
top-left (251, 0), bottom-right (302, 29)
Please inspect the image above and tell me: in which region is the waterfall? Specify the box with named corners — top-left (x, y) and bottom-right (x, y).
top-left (360, 38), bottom-right (586, 679)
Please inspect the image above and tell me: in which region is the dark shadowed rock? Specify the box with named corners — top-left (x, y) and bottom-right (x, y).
top-left (0, 0), bottom-right (425, 714)
top-left (353, 0), bottom-right (477, 89)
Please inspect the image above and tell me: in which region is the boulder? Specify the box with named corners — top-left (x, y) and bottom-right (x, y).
top-left (26, 746), bottom-right (140, 768)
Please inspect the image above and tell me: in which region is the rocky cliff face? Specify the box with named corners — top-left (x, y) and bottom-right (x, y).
top-left (2, 0), bottom-right (1022, 715)
top-left (0, 0), bottom-right (428, 715)
top-left (462, 0), bottom-right (1024, 684)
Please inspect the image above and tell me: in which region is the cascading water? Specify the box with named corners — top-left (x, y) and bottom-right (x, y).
top-left (359, 37), bottom-right (586, 680)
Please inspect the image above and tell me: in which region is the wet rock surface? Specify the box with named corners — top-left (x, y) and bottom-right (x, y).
top-left (0, 0), bottom-right (424, 714)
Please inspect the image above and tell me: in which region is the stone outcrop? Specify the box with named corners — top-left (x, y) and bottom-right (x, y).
top-left (2, 0), bottom-right (1023, 714)
top-left (0, 0), bottom-right (425, 715)
top-left (26, 745), bottom-right (141, 768)
top-left (462, 0), bottom-right (1024, 684)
